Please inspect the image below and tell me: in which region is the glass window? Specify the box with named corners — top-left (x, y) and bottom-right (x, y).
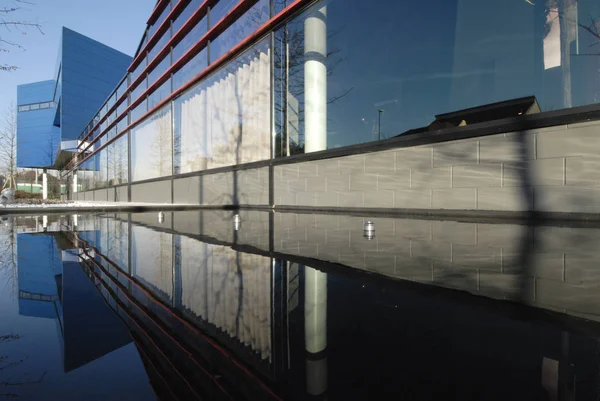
top-left (131, 106), bottom-right (173, 182)
top-left (19, 105), bottom-right (30, 112)
top-left (149, 55), bottom-right (171, 85)
top-left (173, 48), bottom-right (207, 91)
top-left (209, 0), bottom-right (269, 63)
top-left (149, 28), bottom-right (172, 63)
top-left (209, 0), bottom-right (237, 28)
top-left (107, 92), bottom-right (117, 112)
top-left (131, 99), bottom-right (148, 123)
top-left (116, 78), bottom-right (128, 100)
top-left (81, 157), bottom-right (95, 191)
top-left (173, 16), bottom-right (207, 62)
top-left (131, 78), bottom-right (148, 106)
top-left (96, 148), bottom-right (108, 188)
top-left (148, 79), bottom-right (172, 110)
top-left (108, 135), bottom-right (129, 186)
top-left (116, 115), bottom-right (128, 136)
top-left (173, 0), bottom-right (202, 34)
top-left (132, 225), bottom-right (173, 300)
top-left (274, 0), bottom-right (600, 154)
top-left (148, 2), bottom-right (172, 40)
top-left (173, 38), bottom-right (271, 173)
top-left (29, 103), bottom-right (40, 110)
top-left (131, 55), bottom-right (148, 85)
top-left (117, 97), bottom-right (128, 120)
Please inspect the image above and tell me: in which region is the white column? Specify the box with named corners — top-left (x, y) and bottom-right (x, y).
top-left (305, 266), bottom-right (327, 397)
top-left (73, 172), bottom-right (78, 193)
top-left (304, 6), bottom-right (327, 153)
top-left (42, 169), bottom-right (48, 200)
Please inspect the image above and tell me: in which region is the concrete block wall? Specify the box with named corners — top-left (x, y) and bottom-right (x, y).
top-left (274, 121), bottom-right (600, 214)
top-left (273, 212), bottom-right (600, 322)
top-left (71, 119), bottom-right (600, 215)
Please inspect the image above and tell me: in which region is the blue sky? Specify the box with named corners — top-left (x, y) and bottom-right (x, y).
top-left (0, 0), bottom-right (156, 115)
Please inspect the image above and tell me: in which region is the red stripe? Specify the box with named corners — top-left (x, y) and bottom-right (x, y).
top-left (147, 0), bottom-right (171, 25)
top-left (71, 232), bottom-right (283, 401)
top-left (73, 0), bottom-right (216, 164)
top-left (65, 0), bottom-right (311, 174)
top-left (81, 259), bottom-right (228, 400)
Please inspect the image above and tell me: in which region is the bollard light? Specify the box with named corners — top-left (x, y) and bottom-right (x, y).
top-left (363, 221), bottom-right (375, 240)
top-left (158, 212), bottom-right (165, 224)
top-left (233, 214), bottom-right (241, 231)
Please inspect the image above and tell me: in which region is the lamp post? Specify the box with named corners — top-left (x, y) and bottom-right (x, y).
top-left (378, 109), bottom-right (384, 141)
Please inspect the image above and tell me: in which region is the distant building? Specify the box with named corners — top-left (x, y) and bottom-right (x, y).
top-left (17, 27), bottom-right (131, 172)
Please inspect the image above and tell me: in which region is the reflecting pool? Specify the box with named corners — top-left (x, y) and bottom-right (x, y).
top-left (1, 211), bottom-right (600, 400)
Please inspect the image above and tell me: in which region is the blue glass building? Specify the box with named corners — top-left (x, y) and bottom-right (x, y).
top-left (17, 27), bottom-right (131, 170)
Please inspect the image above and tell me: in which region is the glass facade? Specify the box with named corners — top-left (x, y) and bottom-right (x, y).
top-left (174, 39), bottom-right (271, 173)
top-left (107, 135), bottom-right (129, 186)
top-left (273, 0), bottom-right (600, 155)
top-left (66, 0), bottom-right (600, 194)
top-left (131, 106), bottom-right (172, 182)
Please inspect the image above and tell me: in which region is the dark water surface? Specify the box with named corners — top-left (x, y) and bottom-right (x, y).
top-left (2, 211), bottom-right (600, 400)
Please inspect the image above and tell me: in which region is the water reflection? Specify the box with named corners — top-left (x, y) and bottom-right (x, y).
top-left (3, 211), bottom-right (600, 399)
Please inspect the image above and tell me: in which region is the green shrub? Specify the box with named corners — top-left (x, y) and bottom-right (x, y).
top-left (15, 190), bottom-right (42, 200)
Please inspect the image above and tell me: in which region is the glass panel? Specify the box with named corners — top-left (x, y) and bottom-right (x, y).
top-left (173, 0), bottom-right (202, 34)
top-left (116, 78), bottom-right (128, 99)
top-left (116, 115), bottom-right (128, 136)
top-left (77, 169), bottom-right (85, 193)
top-left (209, 0), bottom-right (237, 28)
top-left (173, 16), bottom-right (207, 62)
top-left (130, 55), bottom-right (147, 85)
top-left (96, 148), bottom-right (108, 188)
top-left (108, 135), bottom-right (129, 186)
top-left (131, 225), bottom-right (173, 300)
top-left (131, 79), bottom-right (148, 105)
top-left (148, 2), bottom-right (172, 40)
top-left (209, 0), bottom-right (269, 62)
top-left (131, 100), bottom-right (148, 123)
top-left (173, 38), bottom-right (271, 173)
top-left (131, 106), bottom-right (173, 181)
top-left (107, 92), bottom-right (117, 111)
top-left (274, 0), bottom-right (600, 154)
top-left (148, 79), bottom-right (172, 110)
top-left (81, 157), bottom-right (95, 191)
top-left (173, 48), bottom-right (207, 91)
top-left (149, 55), bottom-right (171, 85)
top-left (117, 97), bottom-right (128, 120)
top-left (29, 104), bottom-right (40, 110)
top-left (149, 29), bottom-right (172, 63)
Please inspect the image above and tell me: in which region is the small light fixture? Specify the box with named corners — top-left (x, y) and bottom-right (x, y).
top-left (158, 212), bottom-right (165, 224)
top-left (233, 214), bottom-right (241, 231)
top-left (364, 221), bottom-right (375, 240)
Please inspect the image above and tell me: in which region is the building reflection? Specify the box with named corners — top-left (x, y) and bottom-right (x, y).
top-left (9, 211), bottom-right (600, 400)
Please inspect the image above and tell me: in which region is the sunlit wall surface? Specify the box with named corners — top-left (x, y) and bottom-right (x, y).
top-left (64, 0), bottom-right (600, 191)
top-left (17, 80), bottom-right (60, 168)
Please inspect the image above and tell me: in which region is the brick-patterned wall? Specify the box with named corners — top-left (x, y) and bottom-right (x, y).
top-left (274, 121), bottom-right (600, 213)
top-left (273, 212), bottom-right (600, 322)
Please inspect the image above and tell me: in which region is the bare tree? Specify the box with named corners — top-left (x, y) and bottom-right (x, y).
top-left (0, 104), bottom-right (17, 190)
top-left (0, 216), bottom-right (17, 299)
top-left (0, 0), bottom-right (43, 72)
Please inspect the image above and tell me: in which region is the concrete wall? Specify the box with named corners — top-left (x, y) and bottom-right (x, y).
top-left (94, 189), bottom-right (108, 202)
top-left (115, 185), bottom-right (128, 202)
top-left (131, 180), bottom-right (171, 204)
top-left (69, 119), bottom-right (600, 216)
top-left (275, 121), bottom-right (600, 214)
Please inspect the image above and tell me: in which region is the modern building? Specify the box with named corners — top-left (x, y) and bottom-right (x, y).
top-left (41, 0), bottom-right (600, 216)
top-left (16, 27), bottom-right (131, 197)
